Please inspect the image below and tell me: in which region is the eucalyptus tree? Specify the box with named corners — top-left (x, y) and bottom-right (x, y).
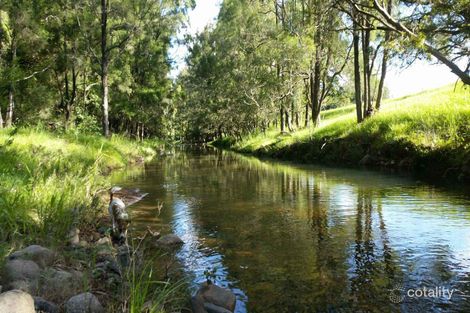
top-left (347, 0), bottom-right (470, 85)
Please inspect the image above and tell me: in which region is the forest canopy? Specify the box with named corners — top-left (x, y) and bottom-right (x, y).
top-left (0, 0), bottom-right (468, 141)
top-left (179, 0), bottom-right (469, 141)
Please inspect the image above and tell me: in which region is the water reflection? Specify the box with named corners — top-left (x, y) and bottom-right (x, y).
top-left (113, 147), bottom-right (470, 312)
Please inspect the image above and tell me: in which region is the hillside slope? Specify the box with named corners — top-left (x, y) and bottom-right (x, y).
top-left (214, 85), bottom-right (470, 183)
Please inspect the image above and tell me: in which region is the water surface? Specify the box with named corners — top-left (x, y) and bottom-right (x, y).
top-left (114, 148), bottom-right (470, 312)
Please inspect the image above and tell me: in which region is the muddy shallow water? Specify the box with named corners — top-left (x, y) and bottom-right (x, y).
top-left (113, 147), bottom-right (470, 312)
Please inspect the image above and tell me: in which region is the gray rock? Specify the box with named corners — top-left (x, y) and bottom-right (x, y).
top-left (65, 292), bottom-right (104, 313)
top-left (95, 243), bottom-right (116, 259)
top-left (40, 268), bottom-right (84, 302)
top-left (190, 295), bottom-right (207, 313)
top-left (155, 234), bottom-right (184, 249)
top-left (2, 259), bottom-right (41, 287)
top-left (8, 245), bottom-right (55, 269)
top-left (68, 228), bottom-right (80, 246)
top-left (96, 237), bottom-right (111, 245)
top-left (196, 283), bottom-right (236, 312)
top-left (117, 245), bottom-right (132, 268)
top-left (4, 280), bottom-right (36, 294)
top-left (0, 289), bottom-right (35, 313)
top-left (204, 302), bottom-right (232, 313)
top-left (34, 296), bottom-right (59, 313)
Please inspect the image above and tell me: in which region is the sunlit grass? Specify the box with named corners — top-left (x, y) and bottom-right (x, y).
top-left (0, 127), bottom-right (158, 257)
top-left (233, 84), bottom-right (469, 154)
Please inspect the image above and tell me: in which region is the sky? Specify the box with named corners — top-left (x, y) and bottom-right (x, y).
top-left (169, 0), bottom-right (463, 98)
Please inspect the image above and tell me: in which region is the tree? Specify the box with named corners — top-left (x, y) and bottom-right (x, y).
top-left (349, 0), bottom-right (470, 85)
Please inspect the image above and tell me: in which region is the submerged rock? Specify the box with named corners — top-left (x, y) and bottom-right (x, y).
top-left (155, 234), bottom-right (184, 249)
top-left (194, 282), bottom-right (236, 313)
top-left (204, 302), bottom-right (233, 313)
top-left (8, 245), bottom-right (55, 269)
top-left (191, 295), bottom-right (207, 313)
top-left (65, 292), bottom-right (104, 313)
top-left (0, 290), bottom-right (35, 313)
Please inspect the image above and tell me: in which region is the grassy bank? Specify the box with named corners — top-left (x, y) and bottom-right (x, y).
top-left (0, 127), bottom-right (157, 257)
top-left (0, 127), bottom-right (190, 312)
top-left (214, 85), bottom-right (470, 183)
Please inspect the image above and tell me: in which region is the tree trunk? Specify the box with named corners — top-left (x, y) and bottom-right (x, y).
top-left (64, 36), bottom-right (78, 130)
top-left (64, 36), bottom-right (70, 130)
top-left (280, 106), bottom-right (285, 132)
top-left (290, 98), bottom-right (296, 129)
top-left (376, 0), bottom-right (391, 110)
top-left (285, 109), bottom-right (292, 132)
top-left (311, 61), bottom-right (321, 126)
top-left (361, 20), bottom-right (371, 118)
top-left (6, 88), bottom-right (14, 128)
top-left (304, 101), bottom-right (309, 128)
top-left (0, 107), bottom-right (4, 129)
top-left (6, 40), bottom-right (16, 128)
top-left (101, 0), bottom-right (110, 137)
top-left (353, 9), bottom-right (363, 123)
top-left (311, 25), bottom-right (322, 126)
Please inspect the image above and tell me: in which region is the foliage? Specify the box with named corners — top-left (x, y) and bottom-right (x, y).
top-left (217, 84), bottom-right (470, 180)
top-left (0, 127), bottom-right (157, 256)
top-left (0, 0), bottom-right (193, 139)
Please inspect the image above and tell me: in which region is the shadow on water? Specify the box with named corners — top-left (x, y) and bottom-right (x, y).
top-left (113, 146), bottom-right (470, 312)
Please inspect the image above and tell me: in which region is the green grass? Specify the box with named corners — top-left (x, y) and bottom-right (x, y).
top-left (0, 127), bottom-right (158, 256)
top-left (216, 84), bottom-right (470, 181)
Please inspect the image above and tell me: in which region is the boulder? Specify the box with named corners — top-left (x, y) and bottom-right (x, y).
top-left (204, 302), bottom-right (233, 313)
top-left (190, 295), bottom-right (207, 313)
top-left (65, 292), bottom-right (104, 313)
top-left (2, 259), bottom-right (40, 290)
top-left (4, 280), bottom-right (35, 294)
top-left (196, 283), bottom-right (236, 312)
top-left (93, 258), bottom-right (122, 289)
top-left (34, 296), bottom-right (59, 313)
top-left (155, 234), bottom-right (184, 249)
top-left (39, 268), bottom-right (84, 302)
top-left (8, 245), bottom-right (55, 268)
top-left (0, 290), bottom-right (35, 313)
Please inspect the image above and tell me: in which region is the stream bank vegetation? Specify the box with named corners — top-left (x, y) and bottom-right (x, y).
top-left (179, 0), bottom-right (469, 183)
top-left (213, 85), bottom-right (470, 183)
top-left (0, 0), bottom-right (468, 311)
top-left (0, 127), bottom-right (190, 311)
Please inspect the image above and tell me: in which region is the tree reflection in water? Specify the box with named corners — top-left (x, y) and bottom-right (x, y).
top-left (113, 148), bottom-right (470, 313)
